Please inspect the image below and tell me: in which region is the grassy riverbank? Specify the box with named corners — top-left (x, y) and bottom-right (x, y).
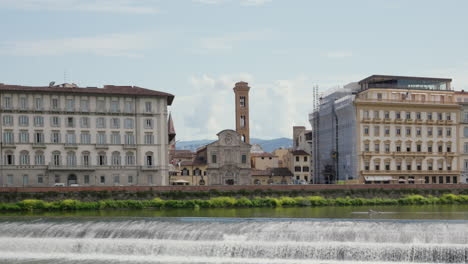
top-left (1, 194), bottom-right (468, 211)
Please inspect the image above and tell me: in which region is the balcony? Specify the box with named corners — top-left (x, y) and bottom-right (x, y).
top-left (48, 164), bottom-right (95, 171)
top-left (64, 143), bottom-right (78, 149)
top-left (395, 118), bottom-right (403, 123)
top-left (32, 142), bottom-right (46, 149)
top-left (372, 117), bottom-right (382, 123)
top-left (355, 97), bottom-right (458, 106)
top-left (384, 118), bottom-right (392, 123)
top-left (95, 144), bottom-right (109, 149)
top-left (426, 119), bottom-right (435, 124)
top-left (362, 117), bottom-right (371, 123)
top-left (140, 165), bottom-right (159, 171)
top-left (404, 119), bottom-right (414, 124)
top-left (361, 170), bottom-right (460, 175)
top-left (2, 142), bottom-right (16, 148)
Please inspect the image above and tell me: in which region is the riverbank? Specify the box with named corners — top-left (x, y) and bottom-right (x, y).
top-left (1, 185), bottom-right (468, 203)
top-left (1, 194), bottom-right (468, 212)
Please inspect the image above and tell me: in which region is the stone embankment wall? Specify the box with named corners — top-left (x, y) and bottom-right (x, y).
top-left (0, 184), bottom-right (467, 203)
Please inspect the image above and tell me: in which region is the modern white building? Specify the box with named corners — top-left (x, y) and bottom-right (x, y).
top-left (0, 82), bottom-right (174, 187)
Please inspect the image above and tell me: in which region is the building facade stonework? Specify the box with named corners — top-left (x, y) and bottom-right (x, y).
top-left (205, 130), bottom-right (251, 185)
top-left (0, 83), bottom-right (174, 187)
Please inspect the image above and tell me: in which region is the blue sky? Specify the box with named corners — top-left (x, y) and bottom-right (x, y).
top-left (1, 0), bottom-right (467, 140)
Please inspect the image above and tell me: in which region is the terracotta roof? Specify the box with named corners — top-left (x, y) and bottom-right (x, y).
top-left (0, 83), bottom-right (175, 105)
top-left (179, 160), bottom-right (194, 166)
top-left (251, 169), bottom-right (271, 176)
top-left (271, 167), bottom-right (293, 177)
top-left (292, 150), bottom-right (310, 156)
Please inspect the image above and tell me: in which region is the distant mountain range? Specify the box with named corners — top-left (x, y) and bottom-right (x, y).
top-left (176, 138), bottom-right (293, 153)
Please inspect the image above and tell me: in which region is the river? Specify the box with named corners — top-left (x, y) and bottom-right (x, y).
top-left (1, 205), bottom-right (468, 263)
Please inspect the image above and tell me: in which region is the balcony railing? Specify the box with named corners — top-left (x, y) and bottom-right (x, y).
top-left (355, 97), bottom-right (457, 105)
top-left (361, 170), bottom-right (460, 175)
top-left (48, 164), bottom-right (95, 171)
top-left (140, 165), bottom-right (159, 171)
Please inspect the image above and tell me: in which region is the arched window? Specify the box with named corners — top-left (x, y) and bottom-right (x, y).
top-left (67, 151), bottom-right (76, 166)
top-left (4, 151), bottom-right (14, 165)
top-left (52, 151), bottom-right (61, 166)
top-left (35, 151), bottom-right (45, 165)
top-left (125, 152), bottom-right (135, 165)
top-left (193, 168), bottom-right (201, 176)
top-left (82, 151), bottom-right (91, 166)
top-left (145, 151), bottom-right (154, 167)
top-left (112, 151), bottom-right (121, 165)
top-left (98, 151), bottom-right (107, 166)
top-left (181, 168), bottom-right (190, 176)
top-left (20, 151), bottom-right (30, 165)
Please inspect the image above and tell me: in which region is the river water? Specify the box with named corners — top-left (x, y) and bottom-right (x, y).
top-left (1, 205), bottom-right (468, 264)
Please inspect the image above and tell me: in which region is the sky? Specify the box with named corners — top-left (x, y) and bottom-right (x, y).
top-left (1, 0), bottom-right (467, 141)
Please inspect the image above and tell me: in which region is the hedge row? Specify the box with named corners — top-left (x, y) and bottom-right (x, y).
top-left (1, 194), bottom-right (468, 211)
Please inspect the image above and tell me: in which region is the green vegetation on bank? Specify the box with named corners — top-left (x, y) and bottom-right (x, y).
top-left (1, 194), bottom-right (468, 212)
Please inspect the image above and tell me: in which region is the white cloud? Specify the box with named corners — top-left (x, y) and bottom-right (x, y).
top-left (241, 0), bottom-right (272, 6)
top-left (325, 51), bottom-right (353, 59)
top-left (0, 32), bottom-right (158, 57)
top-left (0, 0), bottom-right (160, 14)
top-left (172, 73), bottom-right (317, 141)
top-left (197, 30), bottom-right (273, 52)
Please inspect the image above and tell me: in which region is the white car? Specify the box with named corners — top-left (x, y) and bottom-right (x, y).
top-left (53, 183), bottom-right (65, 187)
top-left (69, 184), bottom-right (80, 187)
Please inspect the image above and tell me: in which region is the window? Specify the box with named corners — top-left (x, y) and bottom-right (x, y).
top-left (374, 111), bottom-right (379, 119)
top-left (240, 116), bottom-right (246, 128)
top-left (51, 131), bottom-right (61, 143)
top-left (375, 163), bottom-right (380, 171)
top-left (212, 154), bottom-right (217, 163)
top-left (82, 152), bottom-right (90, 166)
top-left (304, 156), bottom-right (308, 162)
top-left (446, 128), bottom-right (452, 137)
top-left (111, 118), bottom-right (120, 129)
top-left (406, 143), bottom-right (411, 152)
top-left (96, 117), bottom-right (106, 128)
top-left (80, 117), bottom-right (90, 128)
top-left (396, 162), bottom-right (402, 171)
top-left (428, 161), bottom-right (433, 171)
top-left (66, 117), bottom-right (74, 128)
top-left (438, 113), bottom-right (443, 120)
top-left (128, 175), bottom-right (134, 184)
top-left (19, 115), bottom-right (29, 126)
top-left (377, 93), bottom-right (382, 100)
top-left (66, 132), bottom-right (76, 144)
top-left (66, 99), bottom-right (74, 111)
top-left (406, 112), bottom-right (411, 120)
top-left (465, 143), bottom-right (468, 154)
top-left (427, 127), bottom-right (433, 136)
top-left (437, 128), bottom-right (443, 136)
top-left (67, 151), bottom-right (77, 166)
top-left (52, 151), bottom-right (62, 166)
top-left (240, 96), bottom-right (246, 107)
top-left (364, 143), bottom-right (370, 152)
top-left (3, 97), bottom-right (12, 109)
top-left (447, 144), bottom-right (452, 153)
top-left (364, 162), bottom-right (369, 171)
top-left (84, 175), bottom-right (90, 184)
top-left (111, 151), bottom-right (121, 165)
top-left (100, 176), bottom-right (105, 184)
top-left (51, 98), bottom-right (59, 110)
top-left (295, 166), bottom-right (301, 172)
top-left (124, 118), bottom-right (134, 129)
top-left (35, 151), bottom-right (44, 165)
top-left (97, 99), bottom-right (106, 112)
top-left (396, 128), bottom-right (401, 136)
top-left (416, 127), bottom-right (421, 136)
top-left (34, 131), bottom-right (44, 144)
top-left (110, 101), bottom-right (119, 113)
top-left (33, 116), bottom-right (44, 127)
top-left (5, 151), bottom-right (14, 165)
top-left (19, 97), bottom-right (28, 110)
top-left (396, 144), bottom-right (401, 152)
top-left (3, 115), bottom-right (13, 126)
top-left (417, 162), bottom-right (422, 171)
top-left (98, 152), bottom-right (107, 166)
top-left (19, 151), bottom-right (30, 165)
top-left (125, 101), bottom-right (133, 113)
top-left (416, 112), bottom-right (421, 120)
top-left (447, 113), bottom-right (451, 120)
top-left (242, 154), bottom-right (247, 164)
top-left (144, 133), bottom-right (154, 144)
top-left (125, 133), bottom-right (135, 145)
top-left (416, 144), bottom-right (421, 152)
top-left (145, 119), bottom-right (153, 129)
top-left (363, 111), bottom-right (369, 118)
top-left (374, 143), bottom-right (380, 152)
top-left (3, 131), bottom-right (14, 144)
top-left (23, 175), bottom-right (29, 185)
top-left (80, 131), bottom-right (91, 144)
top-left (464, 127), bottom-right (468, 137)
top-left (145, 152), bottom-right (153, 166)
top-left (385, 163), bottom-right (390, 171)
top-left (126, 152), bottom-right (135, 165)
top-left (295, 156), bottom-right (300, 162)
top-left (384, 111), bottom-right (390, 119)
top-left (19, 131), bottom-right (29, 143)
top-left (364, 127), bottom-right (369, 135)
top-left (97, 132), bottom-right (107, 144)
top-left (80, 99), bottom-right (89, 112)
top-left (111, 132), bottom-right (121, 144)
top-left (145, 102), bottom-right (152, 112)
top-left (37, 174), bottom-right (44, 184)
top-left (427, 112), bottom-right (433, 120)
top-left (303, 166), bottom-right (309, 172)
top-left (51, 116), bottom-right (60, 127)
top-left (181, 168), bottom-right (190, 176)
top-left (114, 174), bottom-right (120, 184)
top-left (374, 126), bottom-right (380, 136)
top-left (396, 112), bottom-right (401, 119)
top-left (405, 127), bottom-right (411, 136)
top-left (384, 127), bottom-right (390, 136)
top-left (407, 163), bottom-right (412, 171)
top-left (385, 144), bottom-right (390, 153)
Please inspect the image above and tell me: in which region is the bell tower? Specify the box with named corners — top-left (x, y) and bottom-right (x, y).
top-left (233, 81), bottom-right (250, 143)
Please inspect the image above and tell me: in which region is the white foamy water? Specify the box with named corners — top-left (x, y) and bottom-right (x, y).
top-left (0, 218), bottom-right (467, 263)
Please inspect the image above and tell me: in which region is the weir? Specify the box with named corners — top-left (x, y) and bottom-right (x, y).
top-left (0, 218), bottom-right (467, 264)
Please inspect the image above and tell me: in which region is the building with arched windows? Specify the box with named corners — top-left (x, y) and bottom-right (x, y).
top-left (0, 82), bottom-right (174, 187)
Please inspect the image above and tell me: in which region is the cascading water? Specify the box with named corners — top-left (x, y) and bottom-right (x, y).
top-left (0, 218), bottom-right (467, 264)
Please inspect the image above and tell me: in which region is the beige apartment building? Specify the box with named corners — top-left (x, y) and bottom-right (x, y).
top-left (0, 83), bottom-right (174, 187)
top-left (355, 76), bottom-right (460, 184)
top-left (284, 150), bottom-right (310, 184)
top-left (455, 91), bottom-right (468, 184)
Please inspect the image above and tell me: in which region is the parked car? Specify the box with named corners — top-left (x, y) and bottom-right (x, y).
top-left (69, 184), bottom-right (80, 187)
top-left (53, 183), bottom-right (65, 187)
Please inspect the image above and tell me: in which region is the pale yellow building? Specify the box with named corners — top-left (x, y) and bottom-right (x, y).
top-left (251, 152), bottom-right (279, 170)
